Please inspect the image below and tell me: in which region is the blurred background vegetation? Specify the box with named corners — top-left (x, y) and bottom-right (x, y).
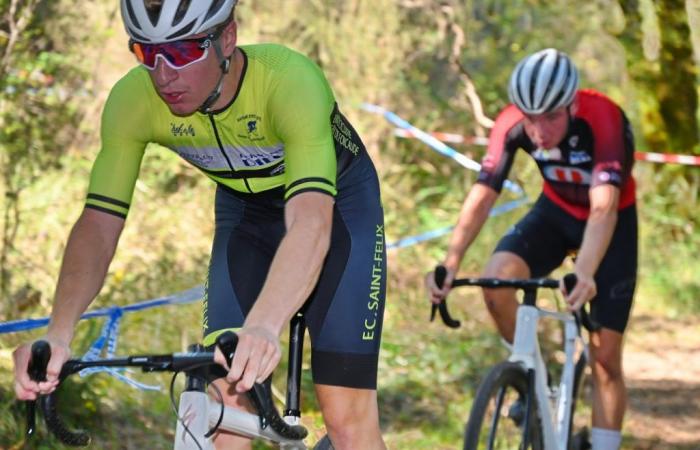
top-left (0, 0), bottom-right (698, 448)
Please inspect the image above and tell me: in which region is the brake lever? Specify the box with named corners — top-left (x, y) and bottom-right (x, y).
top-left (26, 340), bottom-right (51, 437)
top-left (431, 265), bottom-right (461, 328)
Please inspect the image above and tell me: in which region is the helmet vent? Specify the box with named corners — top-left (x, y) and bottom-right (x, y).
top-left (205, 0), bottom-right (229, 22)
top-left (173, 0), bottom-right (192, 27)
top-left (145, 2), bottom-right (163, 27)
top-left (125, 0), bottom-right (141, 29)
top-left (127, 27), bottom-right (149, 42)
top-left (167, 19), bottom-right (197, 40)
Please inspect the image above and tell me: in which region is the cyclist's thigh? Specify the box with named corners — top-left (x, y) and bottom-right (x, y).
top-left (305, 174), bottom-right (386, 391)
top-left (590, 204), bottom-right (638, 333)
top-left (492, 195), bottom-right (571, 277)
top-left (203, 187), bottom-right (284, 347)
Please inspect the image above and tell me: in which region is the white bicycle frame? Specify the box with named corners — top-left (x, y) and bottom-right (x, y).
top-left (509, 304), bottom-right (588, 450)
top-left (174, 391), bottom-right (308, 449)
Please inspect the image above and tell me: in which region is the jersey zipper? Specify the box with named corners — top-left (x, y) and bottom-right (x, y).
top-left (208, 114), bottom-right (253, 193)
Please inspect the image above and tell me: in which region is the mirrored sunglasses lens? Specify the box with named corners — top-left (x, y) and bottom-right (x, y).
top-left (165, 41), bottom-right (207, 67)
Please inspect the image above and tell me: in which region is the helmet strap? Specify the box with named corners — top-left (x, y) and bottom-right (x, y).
top-left (565, 104), bottom-right (575, 130)
top-left (199, 38), bottom-right (233, 114)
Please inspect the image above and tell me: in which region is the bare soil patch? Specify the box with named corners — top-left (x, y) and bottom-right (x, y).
top-left (624, 313), bottom-right (700, 449)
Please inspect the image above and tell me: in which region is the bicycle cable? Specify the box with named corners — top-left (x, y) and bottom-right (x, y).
top-left (204, 380), bottom-right (225, 438)
top-left (168, 371), bottom-right (225, 450)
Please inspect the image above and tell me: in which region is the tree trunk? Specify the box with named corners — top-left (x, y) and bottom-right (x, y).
top-left (654, 0), bottom-right (699, 154)
top-left (616, 0), bottom-right (668, 151)
top-left (616, 0), bottom-right (699, 154)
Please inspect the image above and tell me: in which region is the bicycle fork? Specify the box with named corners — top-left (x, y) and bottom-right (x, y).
top-left (509, 304), bottom-right (577, 450)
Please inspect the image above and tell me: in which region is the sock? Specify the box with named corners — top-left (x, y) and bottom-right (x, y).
top-left (591, 427), bottom-right (622, 450)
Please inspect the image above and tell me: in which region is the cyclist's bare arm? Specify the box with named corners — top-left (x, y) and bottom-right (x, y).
top-left (13, 208), bottom-right (124, 400)
top-left (427, 184), bottom-right (499, 301)
top-left (567, 184), bottom-right (620, 310)
top-left (217, 191), bottom-right (333, 392)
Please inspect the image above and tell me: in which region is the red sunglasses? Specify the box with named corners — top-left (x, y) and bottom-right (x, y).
top-left (129, 35), bottom-right (213, 70)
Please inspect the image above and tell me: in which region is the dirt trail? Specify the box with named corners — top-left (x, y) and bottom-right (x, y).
top-left (624, 313), bottom-right (700, 449)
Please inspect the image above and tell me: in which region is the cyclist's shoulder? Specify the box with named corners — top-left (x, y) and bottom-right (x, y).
top-left (104, 66), bottom-right (159, 115)
top-left (108, 65), bottom-right (155, 98)
top-left (241, 43), bottom-right (318, 73)
top-left (490, 104), bottom-right (526, 138)
top-left (574, 89), bottom-right (623, 116)
top-left (102, 66), bottom-right (162, 140)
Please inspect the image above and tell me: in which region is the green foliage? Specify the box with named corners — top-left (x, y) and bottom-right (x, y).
top-left (0, 0), bottom-right (92, 304)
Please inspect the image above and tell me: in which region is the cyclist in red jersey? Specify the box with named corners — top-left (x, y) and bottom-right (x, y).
top-left (427, 48), bottom-right (637, 450)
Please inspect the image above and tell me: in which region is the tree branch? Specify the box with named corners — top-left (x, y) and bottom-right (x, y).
top-left (441, 4), bottom-right (495, 135)
top-left (0, 0), bottom-right (40, 80)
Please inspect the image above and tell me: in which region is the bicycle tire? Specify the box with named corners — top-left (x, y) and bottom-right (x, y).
top-left (463, 361), bottom-right (543, 450)
top-left (567, 352), bottom-right (591, 450)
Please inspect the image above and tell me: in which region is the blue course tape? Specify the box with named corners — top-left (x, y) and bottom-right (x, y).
top-left (385, 197), bottom-right (530, 249)
top-left (362, 103), bottom-right (524, 196)
top-left (0, 286), bottom-right (204, 335)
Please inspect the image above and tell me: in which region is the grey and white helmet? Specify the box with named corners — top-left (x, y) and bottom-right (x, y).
top-left (121, 0), bottom-right (237, 43)
top-left (508, 48), bottom-right (579, 115)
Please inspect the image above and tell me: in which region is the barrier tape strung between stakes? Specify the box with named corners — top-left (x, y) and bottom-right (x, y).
top-left (362, 103), bottom-right (525, 195)
top-left (393, 128), bottom-right (700, 166)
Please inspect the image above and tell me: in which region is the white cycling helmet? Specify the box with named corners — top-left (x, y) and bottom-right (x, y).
top-left (508, 48), bottom-right (579, 115)
top-left (121, 0), bottom-right (237, 43)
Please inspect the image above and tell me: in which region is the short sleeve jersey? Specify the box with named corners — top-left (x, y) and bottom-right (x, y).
top-left (86, 44), bottom-right (365, 218)
top-left (478, 89), bottom-right (636, 219)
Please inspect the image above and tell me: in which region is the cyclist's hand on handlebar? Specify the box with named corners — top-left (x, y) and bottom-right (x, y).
top-left (214, 324), bottom-right (281, 393)
top-left (13, 337), bottom-right (70, 401)
top-left (562, 271), bottom-right (596, 312)
top-left (425, 266), bottom-right (455, 304)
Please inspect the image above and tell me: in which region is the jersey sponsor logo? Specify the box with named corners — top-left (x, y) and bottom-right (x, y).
top-left (270, 163), bottom-right (286, 176)
top-left (596, 170), bottom-right (622, 184)
top-left (171, 122), bottom-right (196, 137)
top-left (173, 145), bottom-right (285, 171)
top-left (247, 119), bottom-right (261, 139)
top-left (533, 147), bottom-right (563, 161)
top-left (236, 113), bottom-right (265, 142)
top-left (594, 161), bottom-right (622, 184)
top-left (332, 112), bottom-right (360, 156)
top-left (569, 150), bottom-right (592, 165)
top-left (237, 146), bottom-right (285, 168)
top-left (569, 135), bottom-right (579, 148)
top-left (543, 165), bottom-right (591, 184)
top-left (363, 224), bottom-right (385, 341)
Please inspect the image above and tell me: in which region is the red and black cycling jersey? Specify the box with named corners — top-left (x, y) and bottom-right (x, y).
top-left (478, 89), bottom-right (636, 220)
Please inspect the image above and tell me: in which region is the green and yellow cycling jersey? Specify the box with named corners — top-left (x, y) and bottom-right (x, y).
top-left (86, 43), bottom-right (364, 219)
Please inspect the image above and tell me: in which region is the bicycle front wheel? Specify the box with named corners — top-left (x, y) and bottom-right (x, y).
top-left (463, 361), bottom-right (543, 450)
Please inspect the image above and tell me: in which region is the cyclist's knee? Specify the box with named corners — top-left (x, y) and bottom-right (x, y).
top-left (591, 349), bottom-right (623, 382)
top-left (317, 387), bottom-right (382, 448)
top-left (482, 288), bottom-right (512, 312)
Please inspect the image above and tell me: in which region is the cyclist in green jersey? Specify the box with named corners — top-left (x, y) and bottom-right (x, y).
top-left (13, 1), bottom-right (387, 449)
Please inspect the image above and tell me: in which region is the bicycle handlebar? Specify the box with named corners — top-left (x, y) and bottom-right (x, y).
top-left (26, 332), bottom-right (308, 446)
top-left (430, 265), bottom-right (580, 329)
